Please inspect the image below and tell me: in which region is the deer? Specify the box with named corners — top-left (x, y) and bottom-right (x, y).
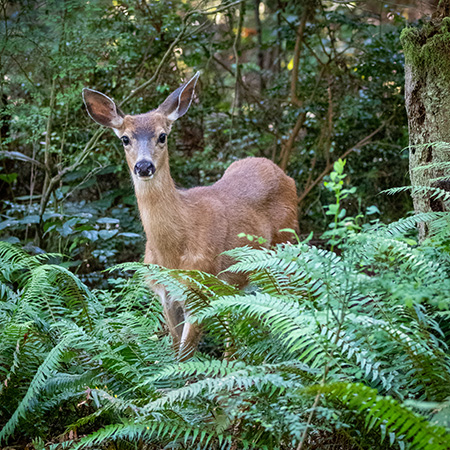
top-left (82, 72), bottom-right (299, 360)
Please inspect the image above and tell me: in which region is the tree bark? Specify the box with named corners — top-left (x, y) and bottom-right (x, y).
top-left (401, 10), bottom-right (450, 240)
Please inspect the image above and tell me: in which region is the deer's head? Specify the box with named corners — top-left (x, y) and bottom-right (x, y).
top-left (82, 72), bottom-right (199, 182)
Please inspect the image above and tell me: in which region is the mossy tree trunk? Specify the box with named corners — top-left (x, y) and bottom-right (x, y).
top-left (401, 4), bottom-right (450, 240)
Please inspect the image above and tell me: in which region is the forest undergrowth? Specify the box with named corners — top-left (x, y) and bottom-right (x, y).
top-left (1, 162), bottom-right (450, 450)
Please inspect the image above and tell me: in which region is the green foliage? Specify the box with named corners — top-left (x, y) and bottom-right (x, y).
top-left (0, 0), bottom-right (411, 262)
top-left (0, 0), bottom-right (443, 448)
top-left (322, 158), bottom-right (361, 249)
top-left (1, 199), bottom-right (450, 448)
top-left (401, 17), bottom-right (450, 80)
top-left (314, 382), bottom-right (450, 450)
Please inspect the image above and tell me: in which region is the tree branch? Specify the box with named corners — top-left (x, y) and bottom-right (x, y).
top-left (278, 65), bottom-right (326, 171)
top-left (231, 1), bottom-right (245, 114)
top-left (297, 121), bottom-right (389, 206)
top-left (279, 111), bottom-right (307, 171)
top-left (39, 76), bottom-right (56, 219)
top-left (37, 0), bottom-right (247, 218)
top-left (210, 52), bottom-right (261, 102)
top-left (290, 9), bottom-right (308, 108)
top-left (254, 0), bottom-right (264, 91)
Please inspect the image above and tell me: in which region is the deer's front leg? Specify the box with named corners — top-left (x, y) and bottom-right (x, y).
top-left (179, 311), bottom-right (201, 361)
top-left (145, 251), bottom-right (184, 353)
top-left (154, 287), bottom-right (200, 360)
top-left (154, 286), bottom-right (185, 351)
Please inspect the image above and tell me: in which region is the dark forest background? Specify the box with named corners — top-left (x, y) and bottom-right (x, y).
top-left (3, 1), bottom-right (450, 449)
top-left (0, 0), bottom-right (419, 281)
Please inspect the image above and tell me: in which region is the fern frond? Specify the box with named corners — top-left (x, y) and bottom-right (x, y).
top-left (383, 185), bottom-right (450, 203)
top-left (323, 325), bottom-right (396, 392)
top-left (381, 212), bottom-right (447, 237)
top-left (353, 315), bottom-right (450, 401)
top-left (74, 420), bottom-right (231, 450)
top-left (21, 264), bottom-right (99, 331)
top-left (151, 358), bottom-right (243, 382)
top-left (315, 382), bottom-right (450, 450)
top-left (0, 337), bottom-right (73, 443)
top-left (195, 293), bottom-right (331, 369)
top-left (144, 366), bottom-right (303, 412)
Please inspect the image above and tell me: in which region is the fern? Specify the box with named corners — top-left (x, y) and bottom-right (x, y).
top-left (383, 185), bottom-right (450, 203)
top-left (0, 337), bottom-right (73, 441)
top-left (315, 382), bottom-right (450, 450)
top-left (2, 215), bottom-right (450, 449)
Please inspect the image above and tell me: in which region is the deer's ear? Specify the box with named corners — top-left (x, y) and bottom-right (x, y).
top-left (157, 71), bottom-right (200, 121)
top-left (82, 88), bottom-right (124, 129)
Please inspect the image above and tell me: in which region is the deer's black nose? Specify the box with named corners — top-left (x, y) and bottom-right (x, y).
top-left (134, 160), bottom-right (156, 178)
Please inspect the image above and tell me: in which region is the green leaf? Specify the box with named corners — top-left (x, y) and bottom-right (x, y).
top-left (99, 229), bottom-right (119, 240)
top-left (0, 173), bottom-right (18, 184)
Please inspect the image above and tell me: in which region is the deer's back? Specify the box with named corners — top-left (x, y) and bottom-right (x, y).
top-left (216, 157), bottom-right (298, 241)
top-left (181, 157), bottom-right (298, 284)
top-left (216, 157), bottom-right (293, 201)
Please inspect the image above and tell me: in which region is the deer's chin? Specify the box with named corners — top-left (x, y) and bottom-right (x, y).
top-left (136, 174), bottom-right (155, 181)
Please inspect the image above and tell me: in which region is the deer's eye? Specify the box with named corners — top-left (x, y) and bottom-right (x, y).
top-left (158, 133), bottom-right (166, 144)
top-left (121, 136), bottom-right (130, 146)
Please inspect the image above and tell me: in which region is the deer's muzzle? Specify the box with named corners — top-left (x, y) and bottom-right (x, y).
top-left (134, 160), bottom-right (156, 178)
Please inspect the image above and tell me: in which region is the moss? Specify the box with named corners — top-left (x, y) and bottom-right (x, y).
top-left (401, 17), bottom-right (450, 80)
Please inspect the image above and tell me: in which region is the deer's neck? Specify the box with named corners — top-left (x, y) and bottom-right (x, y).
top-left (134, 164), bottom-right (187, 266)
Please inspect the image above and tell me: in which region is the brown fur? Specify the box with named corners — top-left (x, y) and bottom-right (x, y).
top-left (138, 155), bottom-right (298, 277)
top-left (82, 75), bottom-right (299, 360)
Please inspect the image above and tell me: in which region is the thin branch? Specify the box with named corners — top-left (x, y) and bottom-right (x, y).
top-left (303, 38), bottom-right (328, 66)
top-left (297, 388), bottom-right (321, 450)
top-left (8, 54), bottom-right (39, 89)
top-left (231, 1), bottom-right (245, 114)
top-left (194, 0), bottom-right (246, 15)
top-left (37, 0), bottom-right (246, 217)
top-left (321, 2), bottom-right (339, 61)
top-left (44, 77), bottom-right (56, 174)
top-left (227, 0), bottom-right (246, 150)
top-left (25, 142), bottom-right (38, 242)
top-left (254, 0), bottom-right (264, 91)
top-left (324, 79), bottom-right (334, 166)
top-left (297, 121), bottom-right (390, 206)
top-left (39, 77), bottom-right (57, 219)
top-left (122, 0), bottom-right (245, 106)
top-left (39, 127), bottom-right (105, 216)
top-left (278, 65), bottom-right (326, 171)
top-left (120, 31), bottom-right (186, 106)
top-left (279, 112), bottom-right (306, 171)
top-left (304, 155), bottom-right (317, 188)
top-left (316, 30), bottom-right (330, 59)
top-left (185, 19), bottom-right (211, 39)
top-left (290, 9), bottom-right (308, 107)
top-left (210, 52), bottom-right (261, 102)
top-left (62, 165), bottom-right (105, 202)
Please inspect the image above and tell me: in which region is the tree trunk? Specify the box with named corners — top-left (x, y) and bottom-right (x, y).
top-left (401, 10), bottom-right (450, 240)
